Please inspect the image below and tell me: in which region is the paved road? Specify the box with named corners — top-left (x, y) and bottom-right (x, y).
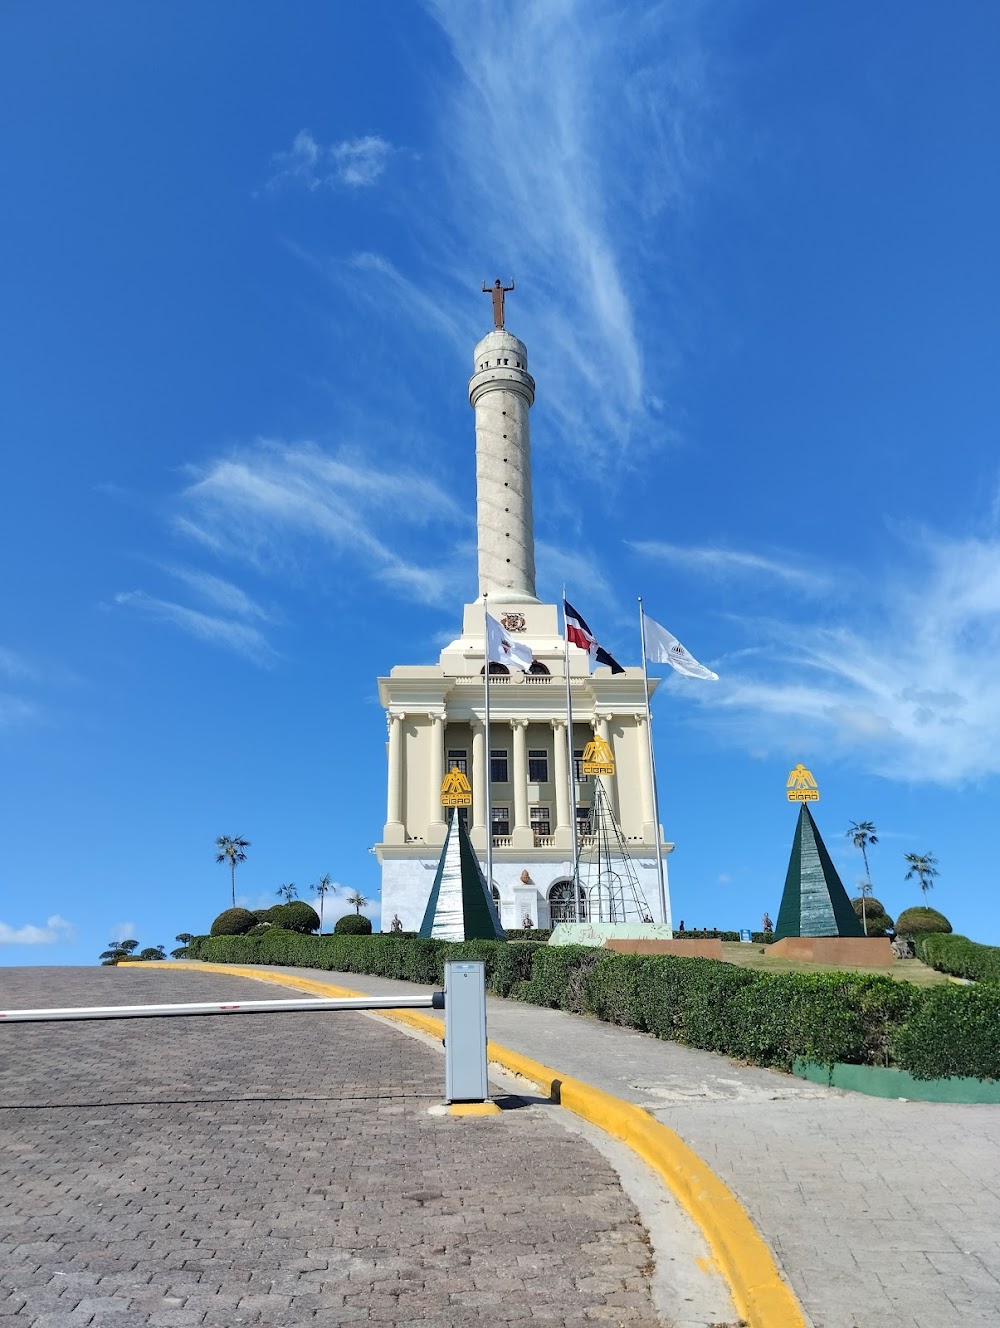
top-left (238, 963), bottom-right (1000, 1328)
top-left (0, 967), bottom-right (666, 1328)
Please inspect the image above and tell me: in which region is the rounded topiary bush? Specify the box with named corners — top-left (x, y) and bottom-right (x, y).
top-left (334, 913), bottom-right (373, 935)
top-left (246, 922), bottom-right (272, 936)
top-left (253, 908), bottom-right (275, 923)
top-left (852, 896), bottom-right (888, 920)
top-left (895, 906), bottom-right (952, 938)
top-left (210, 907), bottom-right (257, 936)
top-left (270, 901), bottom-right (320, 934)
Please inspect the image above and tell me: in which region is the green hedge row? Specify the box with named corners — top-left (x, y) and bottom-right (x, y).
top-left (187, 931), bottom-right (1000, 1081)
top-left (916, 933), bottom-right (1000, 983)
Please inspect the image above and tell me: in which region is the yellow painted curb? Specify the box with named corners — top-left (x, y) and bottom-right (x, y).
top-left (135, 962), bottom-right (807, 1328)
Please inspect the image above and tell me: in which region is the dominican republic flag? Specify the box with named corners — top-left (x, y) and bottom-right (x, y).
top-left (563, 599), bottom-right (625, 674)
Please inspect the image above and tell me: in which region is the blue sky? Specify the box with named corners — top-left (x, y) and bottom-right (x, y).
top-left (3, 2), bottom-right (1000, 963)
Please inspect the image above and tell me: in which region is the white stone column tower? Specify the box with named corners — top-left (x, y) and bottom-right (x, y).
top-left (468, 328), bottom-right (538, 603)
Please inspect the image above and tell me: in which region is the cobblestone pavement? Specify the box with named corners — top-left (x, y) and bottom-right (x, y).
top-left (0, 967), bottom-right (663, 1327)
top-left (250, 964), bottom-right (1000, 1328)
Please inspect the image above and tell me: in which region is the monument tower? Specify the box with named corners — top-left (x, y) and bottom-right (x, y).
top-left (375, 285), bottom-right (673, 930)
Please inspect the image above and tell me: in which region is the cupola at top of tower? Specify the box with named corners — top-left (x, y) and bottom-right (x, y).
top-left (473, 329), bottom-right (529, 374)
top-left (469, 330), bottom-right (536, 409)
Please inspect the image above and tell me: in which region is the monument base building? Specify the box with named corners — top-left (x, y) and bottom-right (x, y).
top-left (375, 291), bottom-right (673, 930)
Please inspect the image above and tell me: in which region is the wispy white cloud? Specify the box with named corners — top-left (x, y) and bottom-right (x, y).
top-left (175, 440), bottom-right (469, 607)
top-left (629, 540), bottom-right (833, 593)
top-left (408, 1), bottom-right (714, 463)
top-left (159, 566), bottom-right (274, 622)
top-left (108, 920), bottom-right (137, 942)
top-left (114, 591), bottom-right (279, 665)
top-left (265, 130), bottom-right (395, 191)
top-left (0, 914), bottom-right (74, 945)
top-left (686, 532), bottom-right (1000, 784)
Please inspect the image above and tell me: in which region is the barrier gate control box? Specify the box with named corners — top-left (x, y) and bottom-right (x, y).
top-left (444, 960), bottom-right (489, 1103)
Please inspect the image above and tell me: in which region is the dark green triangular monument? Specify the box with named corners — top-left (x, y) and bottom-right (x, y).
top-left (774, 803), bottom-right (864, 939)
top-left (419, 809), bottom-right (506, 941)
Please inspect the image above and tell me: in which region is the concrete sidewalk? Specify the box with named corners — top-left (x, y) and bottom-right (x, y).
top-left (216, 962), bottom-right (1000, 1328)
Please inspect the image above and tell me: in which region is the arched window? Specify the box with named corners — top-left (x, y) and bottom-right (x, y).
top-left (480, 662), bottom-right (509, 676)
top-left (528, 661), bottom-right (550, 675)
top-left (491, 884), bottom-right (501, 910)
top-left (548, 878), bottom-right (587, 925)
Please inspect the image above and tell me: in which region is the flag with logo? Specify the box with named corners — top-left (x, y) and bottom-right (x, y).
top-left (643, 615), bottom-right (718, 680)
top-left (563, 599), bottom-right (625, 674)
top-left (485, 611), bottom-right (534, 672)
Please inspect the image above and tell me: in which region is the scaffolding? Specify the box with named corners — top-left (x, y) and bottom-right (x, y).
top-left (576, 779), bottom-right (654, 923)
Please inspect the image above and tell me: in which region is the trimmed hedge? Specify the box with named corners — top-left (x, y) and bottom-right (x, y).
top-left (186, 931), bottom-right (999, 1081)
top-left (270, 901), bottom-right (320, 934)
top-left (917, 933), bottom-right (1000, 984)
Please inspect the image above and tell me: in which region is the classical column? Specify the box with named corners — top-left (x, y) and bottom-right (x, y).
top-left (471, 719), bottom-right (486, 848)
top-left (384, 712), bottom-right (405, 845)
top-left (552, 718), bottom-right (571, 849)
top-left (637, 714), bottom-right (656, 843)
top-left (428, 714), bottom-right (446, 844)
top-left (511, 718), bottom-right (532, 848)
top-left (595, 714), bottom-right (619, 819)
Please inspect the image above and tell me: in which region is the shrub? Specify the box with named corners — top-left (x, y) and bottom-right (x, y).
top-left (893, 984), bottom-right (1000, 1079)
top-left (272, 901), bottom-right (321, 933)
top-left (852, 897), bottom-right (888, 920)
top-left (190, 930), bottom-right (999, 1082)
top-left (858, 913), bottom-right (895, 937)
top-left (210, 908), bottom-right (257, 937)
top-left (505, 928), bottom-right (553, 942)
top-left (916, 934), bottom-right (1000, 983)
top-left (334, 913), bottom-right (373, 936)
top-left (896, 906), bottom-right (952, 938)
top-left (137, 947), bottom-right (165, 961)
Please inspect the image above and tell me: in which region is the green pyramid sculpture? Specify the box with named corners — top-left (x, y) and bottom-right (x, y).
top-left (419, 809), bottom-right (506, 941)
top-left (774, 803), bottom-right (864, 939)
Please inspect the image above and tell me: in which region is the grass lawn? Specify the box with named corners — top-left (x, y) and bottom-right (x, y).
top-left (718, 941), bottom-right (949, 987)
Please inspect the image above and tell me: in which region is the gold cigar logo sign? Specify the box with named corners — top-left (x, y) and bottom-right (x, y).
top-left (786, 763), bottom-right (819, 802)
top-left (582, 737), bottom-right (615, 777)
top-left (440, 766), bottom-right (473, 807)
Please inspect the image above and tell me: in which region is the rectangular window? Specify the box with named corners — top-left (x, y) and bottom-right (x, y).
top-left (491, 806), bottom-right (510, 836)
top-left (530, 805), bottom-right (552, 838)
top-left (573, 749), bottom-right (588, 782)
top-left (447, 748), bottom-right (468, 774)
top-left (490, 749), bottom-right (508, 782)
top-left (528, 749), bottom-right (549, 782)
top-left (576, 806), bottom-right (592, 836)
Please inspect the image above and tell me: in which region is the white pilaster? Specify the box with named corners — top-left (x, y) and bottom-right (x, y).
top-left (511, 718), bottom-right (532, 848)
top-left (637, 714), bottom-right (656, 842)
top-left (384, 713), bottom-right (405, 845)
top-left (595, 714), bottom-right (619, 818)
top-left (428, 714), bottom-right (446, 844)
top-left (471, 719), bottom-right (486, 848)
top-left (552, 719), bottom-right (571, 849)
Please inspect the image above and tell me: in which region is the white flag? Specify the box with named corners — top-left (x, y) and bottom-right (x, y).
top-left (485, 611), bottom-right (534, 672)
top-left (644, 615), bottom-right (718, 680)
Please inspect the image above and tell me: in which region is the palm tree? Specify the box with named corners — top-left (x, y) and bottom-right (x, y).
top-left (314, 875), bottom-right (334, 932)
top-left (276, 882), bottom-right (298, 903)
top-left (904, 852), bottom-right (939, 898)
top-left (846, 820), bottom-right (878, 935)
top-left (347, 891), bottom-right (369, 915)
top-left (215, 835), bottom-right (250, 908)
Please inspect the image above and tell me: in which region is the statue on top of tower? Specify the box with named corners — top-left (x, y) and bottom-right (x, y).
top-left (482, 277), bottom-right (514, 329)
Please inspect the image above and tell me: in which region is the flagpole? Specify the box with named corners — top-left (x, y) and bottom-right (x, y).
top-left (562, 589), bottom-right (581, 922)
top-left (639, 597), bottom-right (670, 928)
top-left (483, 593), bottom-right (494, 904)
